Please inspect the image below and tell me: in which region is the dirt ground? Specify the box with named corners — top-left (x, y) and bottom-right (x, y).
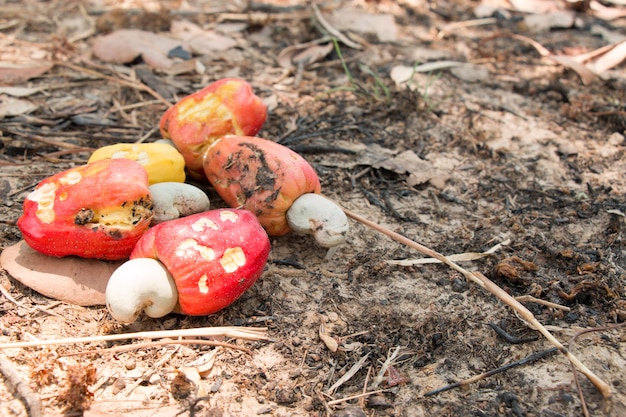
top-left (1, 0), bottom-right (625, 416)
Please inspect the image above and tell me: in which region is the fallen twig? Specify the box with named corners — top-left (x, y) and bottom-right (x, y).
top-left (568, 322), bottom-right (626, 417)
top-left (489, 321), bottom-right (539, 344)
top-left (515, 295), bottom-right (570, 311)
top-left (60, 338), bottom-right (254, 357)
top-left (424, 347), bottom-right (558, 396)
top-left (0, 326), bottom-right (269, 350)
top-left (327, 389), bottom-right (386, 406)
top-left (0, 353), bottom-right (42, 417)
top-left (311, 2), bottom-right (361, 50)
top-left (343, 207), bottom-right (612, 400)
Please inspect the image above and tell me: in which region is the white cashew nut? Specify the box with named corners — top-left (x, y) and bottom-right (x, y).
top-left (105, 258), bottom-right (178, 323)
top-left (286, 193), bottom-right (349, 258)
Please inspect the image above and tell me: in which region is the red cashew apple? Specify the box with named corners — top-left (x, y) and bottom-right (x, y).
top-left (17, 158), bottom-right (153, 260)
top-left (160, 78), bottom-right (267, 179)
top-left (105, 209), bottom-right (270, 321)
top-left (202, 135), bottom-right (321, 236)
top-left (203, 135), bottom-right (349, 257)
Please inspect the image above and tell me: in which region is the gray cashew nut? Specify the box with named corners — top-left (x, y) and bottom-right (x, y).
top-left (149, 182), bottom-right (210, 225)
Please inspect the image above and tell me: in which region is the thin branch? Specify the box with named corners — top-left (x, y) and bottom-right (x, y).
top-left (515, 295), bottom-right (570, 311)
top-left (424, 347), bottom-right (558, 396)
top-left (0, 353), bottom-right (42, 417)
top-left (327, 389), bottom-right (386, 406)
top-left (342, 207), bottom-right (612, 401)
top-left (568, 322), bottom-right (626, 417)
top-left (60, 338), bottom-right (253, 357)
top-left (0, 326), bottom-right (269, 350)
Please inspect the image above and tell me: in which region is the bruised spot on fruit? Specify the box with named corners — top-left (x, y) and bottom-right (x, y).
top-left (176, 238), bottom-right (216, 261)
top-left (264, 188), bottom-right (281, 204)
top-left (219, 210), bottom-right (238, 223)
top-left (27, 182), bottom-right (58, 224)
top-left (192, 217), bottom-right (219, 232)
top-left (108, 229), bottom-right (123, 240)
top-left (220, 246), bottom-right (246, 273)
top-left (59, 171), bottom-right (82, 186)
top-left (198, 274), bottom-right (209, 294)
top-left (129, 197), bottom-right (154, 226)
top-left (75, 208), bottom-right (95, 225)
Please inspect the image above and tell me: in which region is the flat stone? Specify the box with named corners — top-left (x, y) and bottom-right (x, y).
top-left (0, 240), bottom-right (123, 306)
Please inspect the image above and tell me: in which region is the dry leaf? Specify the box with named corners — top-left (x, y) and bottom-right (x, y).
top-left (524, 11), bottom-right (576, 32)
top-left (311, 3), bottom-right (361, 49)
top-left (0, 86), bottom-right (47, 97)
top-left (590, 0), bottom-right (626, 20)
top-left (0, 61), bottom-right (53, 85)
top-left (319, 321), bottom-right (338, 352)
top-left (327, 7), bottom-right (398, 42)
top-left (586, 39), bottom-right (626, 74)
top-left (372, 149), bottom-right (448, 187)
top-left (92, 29), bottom-right (186, 68)
top-left (170, 20), bottom-right (237, 55)
top-left (0, 240), bottom-right (122, 306)
top-left (508, 0), bottom-right (565, 13)
top-left (277, 38), bottom-right (333, 69)
top-left (482, 33), bottom-right (626, 84)
top-left (0, 94), bottom-right (38, 117)
top-left (550, 54), bottom-right (598, 84)
top-left (186, 349), bottom-right (220, 377)
top-left (387, 239), bottom-right (510, 266)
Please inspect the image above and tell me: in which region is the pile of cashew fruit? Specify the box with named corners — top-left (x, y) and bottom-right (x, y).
top-left (16, 78), bottom-right (349, 323)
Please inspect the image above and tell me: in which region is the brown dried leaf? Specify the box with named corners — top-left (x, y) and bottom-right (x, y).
top-left (590, 1), bottom-right (626, 20)
top-left (319, 321), bottom-right (338, 352)
top-left (0, 61), bottom-right (53, 85)
top-left (493, 256), bottom-right (537, 284)
top-left (585, 39), bottom-right (626, 74)
top-left (170, 20), bottom-right (237, 54)
top-left (92, 29), bottom-right (186, 68)
top-left (0, 240), bottom-right (122, 306)
top-left (372, 149), bottom-right (447, 187)
top-left (328, 7), bottom-right (398, 42)
top-left (0, 94), bottom-right (38, 117)
top-left (550, 54), bottom-right (598, 85)
top-left (508, 0), bottom-right (565, 13)
top-left (277, 39), bottom-right (333, 69)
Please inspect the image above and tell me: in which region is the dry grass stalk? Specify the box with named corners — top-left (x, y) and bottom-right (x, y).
top-left (343, 207), bottom-right (612, 401)
top-left (326, 353), bottom-right (370, 395)
top-left (0, 326), bottom-right (269, 350)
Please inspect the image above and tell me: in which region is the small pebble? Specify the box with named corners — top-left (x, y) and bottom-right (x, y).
top-left (275, 387), bottom-right (296, 404)
top-left (124, 357), bottom-right (137, 370)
